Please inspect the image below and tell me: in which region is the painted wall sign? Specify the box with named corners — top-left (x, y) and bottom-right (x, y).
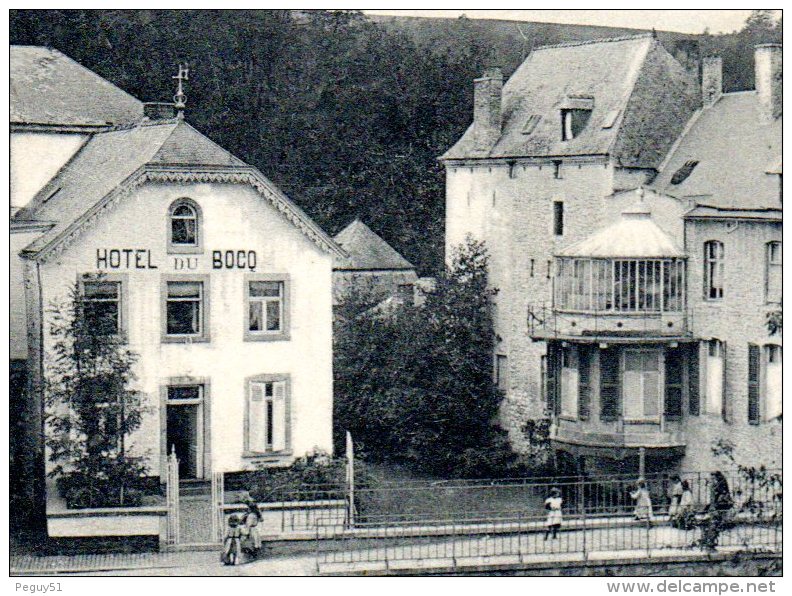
top-left (212, 250), bottom-right (257, 271)
top-left (173, 256), bottom-right (199, 270)
top-left (97, 248), bottom-right (158, 269)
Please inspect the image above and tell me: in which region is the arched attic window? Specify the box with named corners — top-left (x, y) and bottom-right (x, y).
top-left (168, 198), bottom-right (202, 253)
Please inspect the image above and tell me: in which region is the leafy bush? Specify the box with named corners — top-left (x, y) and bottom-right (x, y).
top-left (247, 450), bottom-right (373, 502)
top-left (45, 280), bottom-right (150, 509)
top-left (334, 238), bottom-right (543, 478)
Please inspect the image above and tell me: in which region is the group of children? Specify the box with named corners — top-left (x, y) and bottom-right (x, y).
top-left (221, 493), bottom-right (263, 566)
top-left (543, 474), bottom-right (708, 540)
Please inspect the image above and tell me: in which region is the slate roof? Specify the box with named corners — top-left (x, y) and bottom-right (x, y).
top-left (14, 119), bottom-right (339, 257)
top-left (11, 46), bottom-right (143, 127)
top-left (440, 35), bottom-right (698, 169)
top-left (557, 198), bottom-right (684, 258)
top-left (333, 219), bottom-right (414, 270)
top-left (652, 91), bottom-right (782, 210)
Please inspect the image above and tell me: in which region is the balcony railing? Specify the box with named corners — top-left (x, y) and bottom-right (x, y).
top-left (551, 416), bottom-right (686, 450)
top-left (527, 303), bottom-right (693, 341)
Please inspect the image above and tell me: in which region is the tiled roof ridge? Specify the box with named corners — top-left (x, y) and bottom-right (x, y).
top-left (99, 118), bottom-right (181, 133)
top-left (533, 32), bottom-right (653, 52)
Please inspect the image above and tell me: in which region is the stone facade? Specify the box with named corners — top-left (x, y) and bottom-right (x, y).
top-left (442, 36), bottom-right (781, 476)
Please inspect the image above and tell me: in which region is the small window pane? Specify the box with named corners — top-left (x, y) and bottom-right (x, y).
top-left (167, 301), bottom-right (200, 334)
top-left (249, 301), bottom-right (263, 331)
top-left (84, 281), bottom-right (119, 299)
top-left (266, 300), bottom-right (281, 331)
top-left (168, 386), bottom-right (201, 401)
top-left (173, 205), bottom-right (195, 217)
top-left (172, 219), bottom-right (196, 245)
top-left (250, 281), bottom-right (281, 297)
top-left (168, 281), bottom-right (201, 298)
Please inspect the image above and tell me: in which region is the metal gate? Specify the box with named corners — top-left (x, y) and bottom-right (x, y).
top-left (211, 470), bottom-right (225, 543)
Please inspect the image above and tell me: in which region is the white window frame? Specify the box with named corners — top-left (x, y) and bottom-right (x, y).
top-left (705, 339), bottom-right (724, 416)
top-left (244, 274), bottom-right (290, 342)
top-left (703, 240), bottom-right (724, 300)
top-left (560, 346), bottom-right (579, 419)
top-left (765, 241), bottom-right (782, 304)
top-left (622, 348), bottom-right (661, 422)
top-left (167, 198), bottom-right (203, 254)
top-left (764, 344), bottom-right (782, 421)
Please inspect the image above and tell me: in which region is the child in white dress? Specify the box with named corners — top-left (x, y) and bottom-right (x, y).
top-left (544, 487), bottom-right (563, 540)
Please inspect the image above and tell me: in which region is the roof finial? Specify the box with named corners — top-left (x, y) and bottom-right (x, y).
top-left (173, 63), bottom-right (189, 119)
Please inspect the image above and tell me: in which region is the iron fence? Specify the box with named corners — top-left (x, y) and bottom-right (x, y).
top-left (312, 469), bottom-right (781, 573)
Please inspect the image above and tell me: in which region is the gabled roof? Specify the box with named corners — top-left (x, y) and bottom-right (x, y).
top-left (558, 197), bottom-right (684, 258)
top-left (440, 35), bottom-right (698, 169)
top-left (11, 45), bottom-right (143, 127)
top-left (14, 119), bottom-right (342, 259)
top-left (652, 91), bottom-right (782, 210)
top-left (333, 219), bottom-right (414, 271)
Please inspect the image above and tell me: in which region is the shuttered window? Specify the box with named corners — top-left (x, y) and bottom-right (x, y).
top-left (600, 348), bottom-right (620, 420)
top-left (247, 379), bottom-right (289, 453)
top-left (545, 346), bottom-right (561, 417)
top-left (688, 344), bottom-right (700, 416)
top-left (706, 339), bottom-right (724, 416)
top-left (766, 242), bottom-right (782, 304)
top-left (623, 350), bottom-right (661, 421)
top-left (560, 347), bottom-right (579, 418)
top-left (665, 346), bottom-right (683, 417)
top-left (748, 345), bottom-right (761, 424)
top-left (578, 347), bottom-right (591, 420)
top-left (765, 345), bottom-right (782, 420)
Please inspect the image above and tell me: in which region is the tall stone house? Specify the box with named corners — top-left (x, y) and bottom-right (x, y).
top-left (441, 34), bottom-right (781, 476)
top-left (10, 46), bottom-right (340, 515)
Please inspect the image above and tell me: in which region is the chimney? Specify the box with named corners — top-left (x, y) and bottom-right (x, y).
top-left (143, 102), bottom-right (176, 120)
top-left (755, 44), bottom-right (782, 121)
top-left (701, 55), bottom-right (722, 107)
top-left (473, 67), bottom-right (503, 152)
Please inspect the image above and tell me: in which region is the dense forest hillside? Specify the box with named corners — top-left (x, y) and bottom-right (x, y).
top-left (9, 10), bottom-right (781, 274)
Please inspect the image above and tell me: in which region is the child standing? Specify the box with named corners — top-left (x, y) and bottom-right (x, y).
top-left (631, 479), bottom-right (653, 522)
top-left (221, 514), bottom-right (243, 565)
top-left (544, 487), bottom-right (563, 540)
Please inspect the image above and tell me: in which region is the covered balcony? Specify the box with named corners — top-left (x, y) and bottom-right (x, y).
top-left (529, 199), bottom-right (691, 341)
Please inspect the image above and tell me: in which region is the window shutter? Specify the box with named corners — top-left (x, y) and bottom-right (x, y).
top-left (578, 347), bottom-right (591, 420)
top-left (248, 383), bottom-right (267, 452)
top-left (600, 348), bottom-right (620, 420)
top-left (748, 344), bottom-right (761, 424)
top-left (665, 346), bottom-right (683, 417)
top-left (720, 342), bottom-right (730, 422)
top-left (546, 346), bottom-right (561, 416)
top-left (272, 381), bottom-right (287, 451)
top-left (688, 344), bottom-right (700, 416)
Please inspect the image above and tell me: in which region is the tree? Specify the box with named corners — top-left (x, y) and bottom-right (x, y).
top-left (45, 279), bottom-right (149, 508)
top-left (334, 237), bottom-right (536, 478)
top-left (766, 310), bottom-right (782, 336)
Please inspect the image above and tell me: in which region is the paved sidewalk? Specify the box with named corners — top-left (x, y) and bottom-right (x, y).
top-left (11, 551), bottom-right (318, 576)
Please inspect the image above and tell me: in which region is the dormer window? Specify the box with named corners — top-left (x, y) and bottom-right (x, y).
top-left (559, 96), bottom-right (593, 141)
top-left (168, 198), bottom-right (202, 253)
top-left (670, 160), bottom-right (699, 185)
top-left (522, 114), bottom-right (541, 135)
top-left (561, 109), bottom-right (592, 141)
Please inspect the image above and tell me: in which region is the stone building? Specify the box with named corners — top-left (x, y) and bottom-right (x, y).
top-left (332, 218), bottom-right (417, 306)
top-left (10, 46), bottom-right (340, 501)
top-left (441, 35), bottom-right (781, 475)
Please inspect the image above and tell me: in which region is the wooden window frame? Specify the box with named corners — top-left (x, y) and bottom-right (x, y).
top-left (243, 373), bottom-right (292, 457)
top-left (244, 273), bottom-right (291, 342)
top-left (79, 272), bottom-right (129, 339)
top-left (167, 198), bottom-right (203, 255)
top-left (161, 275), bottom-right (210, 343)
top-left (765, 241), bottom-right (782, 304)
top-left (703, 240), bottom-right (724, 301)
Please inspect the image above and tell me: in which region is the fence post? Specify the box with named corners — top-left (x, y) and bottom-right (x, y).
top-left (210, 470), bottom-right (224, 543)
top-left (581, 477), bottom-right (588, 561)
top-left (166, 447), bottom-right (180, 546)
